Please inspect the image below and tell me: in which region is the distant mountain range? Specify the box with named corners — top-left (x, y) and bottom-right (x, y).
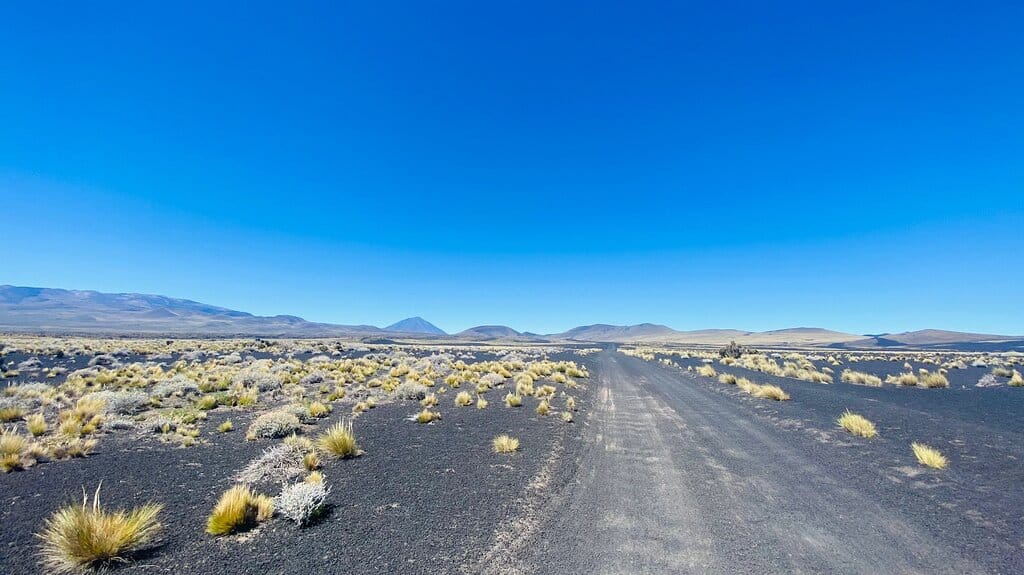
top-left (1, 285), bottom-right (1021, 350)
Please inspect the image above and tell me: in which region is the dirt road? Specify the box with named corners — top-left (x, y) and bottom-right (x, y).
top-left (511, 351), bottom-right (1018, 574)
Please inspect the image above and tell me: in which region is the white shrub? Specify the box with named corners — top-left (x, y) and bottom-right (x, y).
top-left (394, 381), bottom-right (428, 400)
top-left (152, 374), bottom-right (200, 397)
top-left (246, 410), bottom-right (301, 439)
top-left (275, 480), bottom-right (330, 526)
top-left (236, 443), bottom-right (307, 485)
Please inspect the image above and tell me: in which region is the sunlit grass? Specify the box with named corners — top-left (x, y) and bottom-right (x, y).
top-left (837, 410), bottom-right (877, 438)
top-left (911, 442), bottom-right (948, 469)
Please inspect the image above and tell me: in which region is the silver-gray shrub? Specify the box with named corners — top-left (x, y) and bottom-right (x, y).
top-left (246, 410), bottom-right (301, 439)
top-left (234, 370), bottom-right (282, 392)
top-left (86, 390), bottom-right (150, 415)
top-left (152, 374), bottom-right (200, 398)
top-left (394, 381), bottom-right (428, 400)
top-left (236, 443), bottom-right (306, 485)
top-left (275, 481), bottom-right (330, 526)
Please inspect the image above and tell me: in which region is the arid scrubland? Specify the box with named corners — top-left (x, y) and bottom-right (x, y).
top-left (0, 336), bottom-right (590, 571)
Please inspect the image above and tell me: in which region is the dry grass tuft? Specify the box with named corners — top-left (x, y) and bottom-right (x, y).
top-left (415, 409), bottom-right (441, 423)
top-left (476, 397), bottom-right (488, 409)
top-left (492, 434), bottom-right (520, 453)
top-left (752, 384), bottom-right (790, 401)
top-left (840, 370), bottom-right (882, 387)
top-left (837, 410), bottom-right (877, 438)
top-left (561, 411), bottom-right (573, 423)
top-left (717, 373), bottom-right (737, 385)
top-left (26, 413), bottom-right (48, 437)
top-left (917, 372), bottom-right (948, 388)
top-left (911, 442), bottom-right (948, 469)
top-left (206, 485), bottom-right (271, 536)
top-left (535, 399), bottom-right (550, 416)
top-left (37, 485), bottom-right (162, 573)
top-left (504, 393), bottom-right (522, 407)
top-left (454, 391), bottom-right (473, 406)
top-left (1010, 370), bottom-right (1024, 387)
top-left (217, 420), bottom-right (233, 433)
top-left (0, 406), bottom-right (25, 422)
top-left (697, 365), bottom-right (717, 378)
top-left (316, 420), bottom-right (360, 458)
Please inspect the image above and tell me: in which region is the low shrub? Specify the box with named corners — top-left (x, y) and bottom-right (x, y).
top-left (275, 481), bottom-right (330, 526)
top-left (246, 411), bottom-right (301, 440)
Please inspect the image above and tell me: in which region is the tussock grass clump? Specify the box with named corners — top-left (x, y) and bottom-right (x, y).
top-left (837, 411), bottom-right (877, 438)
top-left (492, 435), bottom-right (519, 453)
top-left (919, 372), bottom-right (949, 388)
top-left (840, 370), bottom-right (882, 387)
top-left (26, 413), bottom-right (48, 437)
top-left (37, 485), bottom-right (162, 574)
top-left (992, 367), bottom-right (1013, 378)
top-left (0, 406), bottom-right (25, 422)
top-left (697, 365), bottom-right (717, 378)
top-left (736, 377), bottom-right (757, 393)
top-left (316, 420), bottom-right (360, 459)
top-left (504, 393), bottom-right (522, 407)
top-left (887, 373), bottom-right (919, 386)
top-left (415, 409), bottom-right (441, 423)
top-left (307, 402), bottom-right (331, 418)
top-left (718, 373), bottom-right (737, 385)
top-left (752, 384), bottom-right (790, 401)
top-left (1010, 370), bottom-right (1023, 387)
top-left (217, 420), bottom-right (233, 433)
top-left (911, 442), bottom-right (948, 469)
top-left (476, 397), bottom-right (488, 409)
top-left (565, 396), bottom-right (576, 411)
top-left (454, 391), bottom-right (473, 406)
top-left (195, 395), bottom-right (218, 410)
top-left (535, 399), bottom-right (551, 416)
top-left (561, 411), bottom-right (573, 423)
top-left (206, 485), bottom-right (273, 536)
top-left (2, 427), bottom-right (29, 472)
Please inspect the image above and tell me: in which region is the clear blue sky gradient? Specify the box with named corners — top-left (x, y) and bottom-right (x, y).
top-left (2, 2), bottom-right (1022, 334)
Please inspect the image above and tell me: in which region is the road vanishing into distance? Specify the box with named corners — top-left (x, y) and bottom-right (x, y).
top-left (491, 350), bottom-right (1022, 575)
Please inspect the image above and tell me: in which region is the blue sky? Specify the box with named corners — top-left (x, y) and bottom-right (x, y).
top-left (2, 1), bottom-right (1022, 334)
